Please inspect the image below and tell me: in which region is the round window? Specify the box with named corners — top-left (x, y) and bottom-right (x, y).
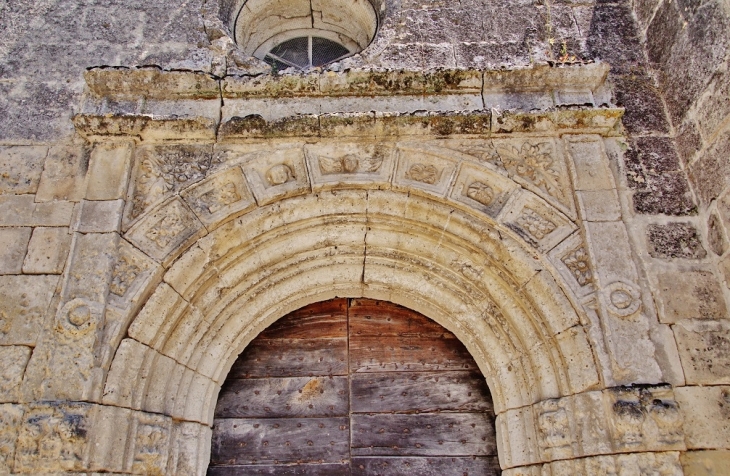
top-left (227, 0), bottom-right (379, 70)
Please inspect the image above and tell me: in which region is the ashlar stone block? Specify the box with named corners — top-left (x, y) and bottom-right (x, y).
top-left (0, 403), bottom-right (24, 474)
top-left (0, 227), bottom-right (31, 274)
top-left (674, 319), bottom-right (730, 384)
top-left (22, 226), bottom-right (72, 274)
top-left (0, 345), bottom-right (31, 403)
top-left (0, 195), bottom-right (74, 227)
top-left (681, 449), bottom-right (730, 475)
top-left (0, 145), bottom-right (48, 194)
top-left (36, 141), bottom-right (91, 202)
top-left (655, 269), bottom-right (728, 323)
top-left (0, 275), bottom-right (59, 346)
top-left (75, 199), bottom-right (124, 233)
top-left (14, 402), bottom-right (94, 472)
top-left (675, 386), bottom-right (730, 450)
top-left (85, 141), bottom-right (133, 200)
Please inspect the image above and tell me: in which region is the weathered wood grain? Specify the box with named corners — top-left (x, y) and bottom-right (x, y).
top-left (349, 299), bottom-right (448, 337)
top-left (210, 299), bottom-right (499, 474)
top-left (215, 376), bottom-right (349, 418)
top-left (208, 463), bottom-right (350, 475)
top-left (227, 338), bottom-right (348, 378)
top-left (351, 371), bottom-right (492, 413)
top-left (258, 299), bottom-right (347, 340)
top-left (211, 418), bottom-right (351, 465)
top-left (351, 456), bottom-right (501, 475)
top-left (349, 336), bottom-right (477, 373)
top-left (351, 413), bottom-right (497, 456)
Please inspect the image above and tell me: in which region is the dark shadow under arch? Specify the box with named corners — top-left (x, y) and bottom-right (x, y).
top-left (208, 298), bottom-right (501, 475)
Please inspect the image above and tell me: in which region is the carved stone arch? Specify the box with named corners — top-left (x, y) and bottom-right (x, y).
top-left (59, 67), bottom-right (686, 475)
top-left (103, 182), bottom-right (602, 471)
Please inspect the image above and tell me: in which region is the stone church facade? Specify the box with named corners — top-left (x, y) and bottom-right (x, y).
top-left (0, 0), bottom-right (729, 474)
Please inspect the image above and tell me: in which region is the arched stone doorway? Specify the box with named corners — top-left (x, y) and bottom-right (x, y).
top-left (209, 298), bottom-right (500, 475)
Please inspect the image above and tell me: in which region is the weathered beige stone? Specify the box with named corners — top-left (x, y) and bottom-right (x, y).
top-left (681, 449), bottom-right (730, 475)
top-left (493, 138), bottom-right (576, 219)
top-left (576, 189), bottom-right (622, 222)
top-left (675, 386), bottom-right (730, 450)
top-left (0, 345), bottom-right (31, 402)
top-left (241, 146), bottom-right (311, 205)
top-left (36, 141), bottom-right (90, 202)
top-left (674, 320), bottom-right (730, 384)
top-left (76, 199), bottom-right (125, 233)
top-left (0, 146), bottom-right (48, 194)
top-left (0, 403), bottom-right (24, 474)
top-left (125, 197), bottom-right (205, 264)
top-left (0, 227), bottom-right (31, 274)
top-left (22, 226), bottom-right (72, 274)
top-left (85, 141), bottom-right (133, 201)
top-left (181, 165), bottom-right (255, 226)
top-left (0, 275), bottom-right (59, 346)
top-left (499, 191), bottom-right (577, 253)
top-left (394, 144), bottom-right (459, 196)
top-left (655, 269), bottom-right (728, 323)
top-left (542, 451), bottom-right (682, 475)
top-left (304, 141), bottom-right (397, 190)
top-left (0, 195), bottom-right (74, 227)
top-left (14, 402), bottom-right (94, 472)
top-left (565, 135), bottom-right (616, 191)
top-left (450, 160), bottom-right (520, 219)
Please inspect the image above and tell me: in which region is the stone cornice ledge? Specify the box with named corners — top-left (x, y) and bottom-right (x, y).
top-left (83, 63), bottom-right (610, 101)
top-left (73, 108), bottom-right (624, 142)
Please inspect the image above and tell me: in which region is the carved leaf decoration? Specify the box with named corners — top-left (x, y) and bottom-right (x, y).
top-left (319, 156), bottom-right (345, 175)
top-left (466, 181), bottom-right (494, 206)
top-left (406, 163), bottom-right (439, 184)
top-left (359, 154), bottom-right (383, 173)
top-left (497, 142), bottom-right (566, 205)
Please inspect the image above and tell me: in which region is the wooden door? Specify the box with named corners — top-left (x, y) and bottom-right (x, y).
top-left (209, 299), bottom-right (500, 475)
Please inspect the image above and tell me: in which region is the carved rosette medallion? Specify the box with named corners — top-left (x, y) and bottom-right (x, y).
top-left (603, 281), bottom-right (641, 317)
top-left (406, 163), bottom-right (440, 184)
top-left (562, 246), bottom-right (593, 287)
top-left (466, 181), bottom-right (494, 206)
top-left (516, 208), bottom-right (557, 241)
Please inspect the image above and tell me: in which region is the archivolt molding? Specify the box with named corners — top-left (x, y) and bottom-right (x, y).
top-left (58, 66), bottom-right (681, 473)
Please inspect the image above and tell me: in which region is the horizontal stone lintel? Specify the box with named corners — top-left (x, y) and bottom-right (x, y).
top-left (84, 63), bottom-right (610, 101)
top-left (73, 108), bottom-right (624, 142)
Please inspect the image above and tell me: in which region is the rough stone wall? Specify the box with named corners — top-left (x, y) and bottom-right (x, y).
top-left (0, 0), bottom-right (729, 474)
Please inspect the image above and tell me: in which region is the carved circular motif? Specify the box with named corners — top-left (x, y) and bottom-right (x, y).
top-left (57, 298), bottom-right (101, 335)
top-left (68, 305), bottom-right (91, 327)
top-left (466, 181), bottom-right (494, 206)
top-left (603, 281), bottom-right (641, 317)
top-left (265, 164), bottom-right (294, 186)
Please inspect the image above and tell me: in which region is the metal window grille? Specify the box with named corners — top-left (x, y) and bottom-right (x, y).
top-left (264, 36), bottom-right (350, 70)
